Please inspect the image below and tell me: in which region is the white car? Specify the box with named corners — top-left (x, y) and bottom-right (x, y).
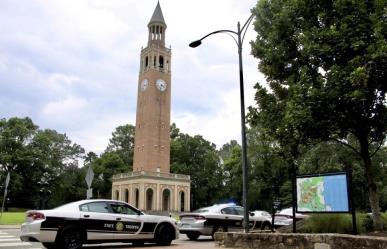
top-left (178, 203), bottom-right (272, 240)
top-left (20, 199), bottom-right (179, 249)
top-left (251, 210), bottom-right (272, 221)
top-left (274, 207), bottom-right (309, 228)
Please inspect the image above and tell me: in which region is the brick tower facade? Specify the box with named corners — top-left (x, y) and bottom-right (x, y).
top-left (112, 2), bottom-right (190, 212)
top-left (132, 1), bottom-right (171, 173)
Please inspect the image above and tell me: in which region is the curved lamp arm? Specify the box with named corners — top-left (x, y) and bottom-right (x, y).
top-left (189, 29), bottom-right (238, 48)
top-left (189, 14), bottom-right (254, 48)
top-left (240, 14), bottom-right (255, 44)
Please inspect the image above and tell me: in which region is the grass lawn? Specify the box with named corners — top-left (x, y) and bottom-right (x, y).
top-left (0, 212), bottom-right (25, 225)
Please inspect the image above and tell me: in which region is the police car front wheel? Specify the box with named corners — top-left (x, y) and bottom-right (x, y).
top-left (186, 232), bottom-right (200, 240)
top-left (155, 223), bottom-right (174, 246)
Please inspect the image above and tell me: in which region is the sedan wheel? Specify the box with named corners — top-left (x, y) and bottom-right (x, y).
top-left (186, 232), bottom-right (200, 240)
top-left (212, 226), bottom-right (226, 240)
top-left (155, 224), bottom-right (174, 246)
top-left (59, 226), bottom-right (83, 249)
top-left (262, 222), bottom-right (271, 230)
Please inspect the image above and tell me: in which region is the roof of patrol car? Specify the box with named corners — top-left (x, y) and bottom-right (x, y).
top-left (193, 203), bottom-right (239, 213)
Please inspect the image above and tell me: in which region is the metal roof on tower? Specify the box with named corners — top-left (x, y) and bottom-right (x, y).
top-left (148, 1), bottom-right (166, 27)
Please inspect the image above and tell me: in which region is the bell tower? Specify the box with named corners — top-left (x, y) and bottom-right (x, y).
top-left (133, 1), bottom-right (171, 173)
top-left (112, 1), bottom-right (190, 213)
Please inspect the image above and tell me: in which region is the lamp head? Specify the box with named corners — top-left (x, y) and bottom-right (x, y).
top-left (189, 40), bottom-right (202, 48)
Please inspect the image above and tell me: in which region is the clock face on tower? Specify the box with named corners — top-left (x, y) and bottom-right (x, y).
top-left (156, 79), bottom-right (167, 91)
top-left (141, 79), bottom-right (148, 91)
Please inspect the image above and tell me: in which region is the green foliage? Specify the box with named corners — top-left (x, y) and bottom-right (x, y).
top-left (171, 132), bottom-right (224, 209)
top-left (301, 213), bottom-right (387, 234)
top-left (250, 0), bottom-right (386, 230)
top-left (301, 214), bottom-right (355, 234)
top-left (87, 152), bottom-right (127, 199)
top-left (105, 124), bottom-right (135, 169)
top-left (0, 117), bottom-right (85, 208)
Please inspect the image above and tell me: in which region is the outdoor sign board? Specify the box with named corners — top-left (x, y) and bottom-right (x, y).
top-left (296, 172), bottom-right (350, 213)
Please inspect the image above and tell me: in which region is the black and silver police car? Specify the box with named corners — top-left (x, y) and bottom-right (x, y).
top-left (178, 203), bottom-right (271, 240)
top-left (20, 199), bottom-right (179, 249)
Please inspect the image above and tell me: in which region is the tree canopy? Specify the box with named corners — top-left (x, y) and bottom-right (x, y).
top-left (250, 0), bottom-right (386, 229)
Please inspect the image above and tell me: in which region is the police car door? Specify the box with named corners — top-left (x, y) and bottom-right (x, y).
top-left (220, 207), bottom-right (243, 230)
top-left (79, 201), bottom-right (117, 240)
top-left (234, 206), bottom-right (256, 229)
top-left (107, 202), bottom-right (143, 240)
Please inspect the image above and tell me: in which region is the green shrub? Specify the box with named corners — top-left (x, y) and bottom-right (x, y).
top-left (362, 212), bottom-right (387, 231)
top-left (300, 213), bottom-right (367, 234)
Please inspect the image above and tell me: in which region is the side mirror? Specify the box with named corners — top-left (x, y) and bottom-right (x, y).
top-left (249, 212), bottom-right (255, 216)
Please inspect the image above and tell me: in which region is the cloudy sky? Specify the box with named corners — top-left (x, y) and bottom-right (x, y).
top-left (0, 0), bottom-right (266, 155)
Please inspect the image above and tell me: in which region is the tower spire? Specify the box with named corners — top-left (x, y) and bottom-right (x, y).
top-left (148, 1), bottom-right (166, 46)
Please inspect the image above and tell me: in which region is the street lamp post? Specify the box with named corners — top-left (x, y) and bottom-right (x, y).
top-left (189, 13), bottom-right (254, 233)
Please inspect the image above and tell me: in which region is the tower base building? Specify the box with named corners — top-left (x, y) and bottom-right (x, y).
top-left (112, 172), bottom-right (190, 212)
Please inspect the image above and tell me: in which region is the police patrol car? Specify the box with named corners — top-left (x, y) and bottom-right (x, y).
top-left (178, 203), bottom-right (271, 240)
top-left (20, 199), bottom-right (179, 249)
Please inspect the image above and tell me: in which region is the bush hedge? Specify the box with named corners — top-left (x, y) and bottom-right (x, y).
top-left (300, 212), bottom-right (387, 234)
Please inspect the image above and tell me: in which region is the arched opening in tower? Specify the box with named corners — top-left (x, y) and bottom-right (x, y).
top-left (146, 188), bottom-right (154, 211)
top-left (180, 191), bottom-right (185, 212)
top-left (162, 189), bottom-right (171, 211)
top-left (135, 188), bottom-right (140, 208)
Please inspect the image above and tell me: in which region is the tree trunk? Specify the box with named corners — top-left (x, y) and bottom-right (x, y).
top-left (360, 137), bottom-right (383, 231)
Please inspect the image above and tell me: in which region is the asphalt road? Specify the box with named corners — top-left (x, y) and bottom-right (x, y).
top-left (0, 228), bottom-right (217, 249)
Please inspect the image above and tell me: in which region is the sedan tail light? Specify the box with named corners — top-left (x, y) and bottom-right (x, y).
top-left (194, 216), bottom-right (206, 220)
top-left (26, 211), bottom-right (45, 221)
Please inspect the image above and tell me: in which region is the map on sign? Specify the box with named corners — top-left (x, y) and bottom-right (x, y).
top-left (296, 173), bottom-right (349, 212)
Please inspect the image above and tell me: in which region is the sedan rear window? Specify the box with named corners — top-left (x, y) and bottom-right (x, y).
top-left (109, 203), bottom-right (140, 215)
top-left (193, 209), bottom-right (208, 213)
top-left (80, 202), bottom-right (109, 213)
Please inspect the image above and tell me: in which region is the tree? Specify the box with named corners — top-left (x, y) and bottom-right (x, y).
top-left (219, 140), bottom-right (239, 162)
top-left (251, 0), bottom-right (387, 229)
top-left (171, 132), bottom-right (224, 209)
top-left (246, 126), bottom-right (292, 211)
top-left (0, 117), bottom-right (37, 173)
top-left (0, 117), bottom-right (85, 208)
top-left (90, 152), bottom-right (127, 199)
top-left (222, 145), bottom-right (243, 204)
top-left (105, 124), bottom-right (135, 168)
top-left (31, 129), bottom-right (85, 207)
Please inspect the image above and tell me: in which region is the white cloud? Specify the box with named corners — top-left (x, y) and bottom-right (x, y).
top-left (0, 0), bottom-right (265, 154)
top-left (42, 97), bottom-right (88, 116)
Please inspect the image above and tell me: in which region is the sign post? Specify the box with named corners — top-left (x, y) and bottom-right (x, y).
top-left (347, 170), bottom-right (357, 235)
top-left (272, 198), bottom-right (281, 232)
top-left (0, 172), bottom-right (10, 220)
top-left (85, 166), bottom-right (94, 199)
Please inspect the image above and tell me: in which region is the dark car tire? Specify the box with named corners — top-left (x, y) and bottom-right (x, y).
top-left (155, 223), bottom-right (174, 246)
top-left (186, 232), bottom-right (200, 240)
top-left (57, 226), bottom-right (84, 249)
top-left (211, 226), bottom-right (226, 240)
top-left (261, 222), bottom-right (271, 230)
top-left (42, 243), bottom-right (55, 249)
top-left (132, 241), bottom-right (145, 246)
